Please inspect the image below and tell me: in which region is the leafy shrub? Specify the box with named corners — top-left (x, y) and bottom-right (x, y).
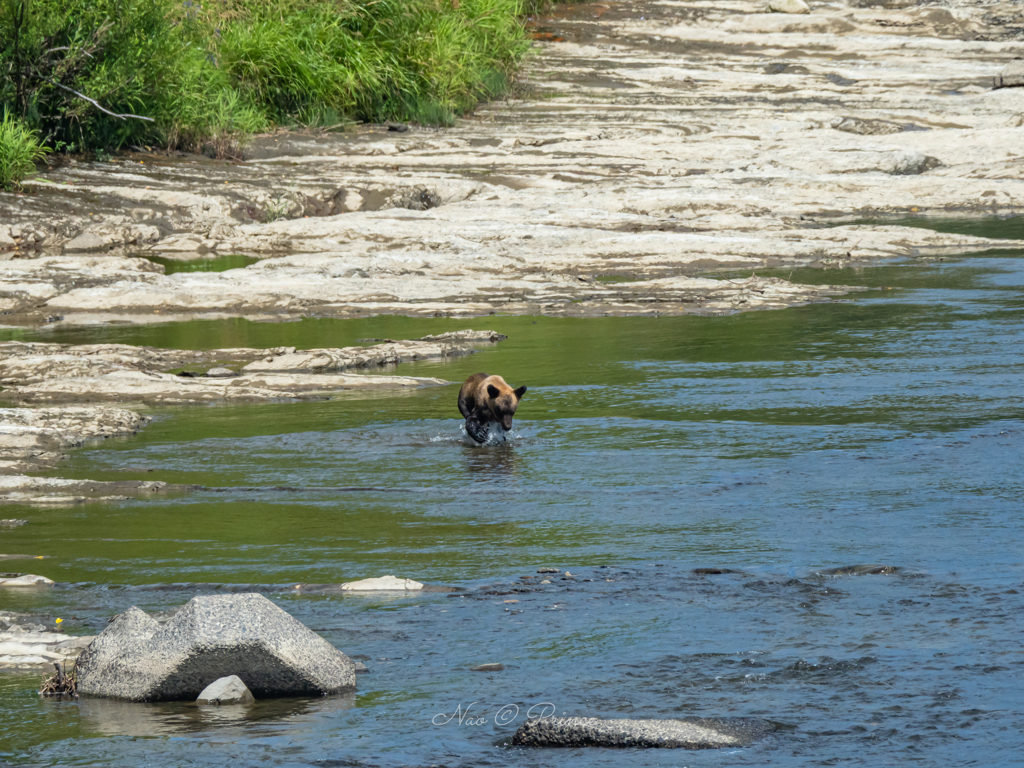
top-left (0, 108), bottom-right (49, 190)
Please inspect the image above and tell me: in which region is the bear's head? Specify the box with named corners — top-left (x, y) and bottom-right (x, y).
top-left (485, 377), bottom-right (527, 431)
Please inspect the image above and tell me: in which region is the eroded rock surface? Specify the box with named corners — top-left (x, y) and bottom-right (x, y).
top-left (0, 405), bottom-right (173, 503)
top-left (339, 575), bottom-right (425, 591)
top-left (0, 405), bottom-right (148, 472)
top-left (0, 628), bottom-right (93, 668)
top-left (0, 0), bottom-right (1021, 322)
top-left (0, 403), bottom-right (189, 504)
top-left (0, 331), bottom-right (499, 404)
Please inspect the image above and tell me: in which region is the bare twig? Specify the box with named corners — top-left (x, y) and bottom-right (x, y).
top-left (43, 78), bottom-right (154, 122)
top-left (40, 660), bottom-right (77, 696)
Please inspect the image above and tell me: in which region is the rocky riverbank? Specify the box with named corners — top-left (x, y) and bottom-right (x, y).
top-left (0, 0), bottom-right (1021, 325)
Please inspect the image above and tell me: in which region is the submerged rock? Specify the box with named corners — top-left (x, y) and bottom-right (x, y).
top-left (196, 675), bottom-right (255, 705)
top-left (512, 716), bottom-right (777, 749)
top-left (0, 628), bottom-right (93, 668)
top-left (818, 564), bottom-right (901, 576)
top-left (76, 593), bottom-right (355, 701)
top-left (0, 573), bottom-right (53, 587)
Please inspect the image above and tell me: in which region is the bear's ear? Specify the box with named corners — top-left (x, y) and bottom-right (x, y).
top-left (514, 385), bottom-right (527, 400)
top-left (487, 384), bottom-right (501, 399)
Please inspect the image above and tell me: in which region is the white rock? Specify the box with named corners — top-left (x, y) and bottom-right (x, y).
top-left (126, 225), bottom-right (161, 244)
top-left (885, 150), bottom-right (939, 176)
top-left (0, 630), bottom-right (93, 668)
top-left (340, 575), bottom-right (424, 591)
top-left (994, 59), bottom-right (1024, 89)
top-left (63, 234), bottom-right (109, 253)
top-left (196, 675), bottom-right (256, 705)
top-left (767, 0), bottom-right (809, 13)
top-left (0, 574), bottom-right (54, 587)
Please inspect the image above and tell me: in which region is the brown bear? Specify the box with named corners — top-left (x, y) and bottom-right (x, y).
top-left (457, 373), bottom-right (527, 444)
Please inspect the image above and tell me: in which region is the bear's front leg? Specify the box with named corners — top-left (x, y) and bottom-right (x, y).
top-left (464, 415), bottom-right (490, 444)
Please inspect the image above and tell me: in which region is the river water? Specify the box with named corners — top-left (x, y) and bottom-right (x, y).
top-left (1, 231), bottom-right (1023, 766)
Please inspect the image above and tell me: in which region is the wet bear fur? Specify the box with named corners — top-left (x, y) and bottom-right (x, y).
top-left (457, 373), bottom-right (527, 444)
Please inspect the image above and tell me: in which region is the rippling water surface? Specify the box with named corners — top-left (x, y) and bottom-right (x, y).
top-left (1, 242), bottom-right (1023, 766)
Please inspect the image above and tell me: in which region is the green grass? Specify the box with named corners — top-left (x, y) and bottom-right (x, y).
top-left (0, 0), bottom-right (533, 160)
top-left (0, 108), bottom-right (49, 190)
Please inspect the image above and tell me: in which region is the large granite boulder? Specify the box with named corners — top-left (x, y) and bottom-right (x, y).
top-left (76, 593), bottom-right (355, 701)
top-left (512, 716), bottom-right (777, 749)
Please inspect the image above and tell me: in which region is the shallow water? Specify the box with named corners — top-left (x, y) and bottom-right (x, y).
top-left (145, 253), bottom-right (261, 275)
top-left (2, 249), bottom-right (1024, 766)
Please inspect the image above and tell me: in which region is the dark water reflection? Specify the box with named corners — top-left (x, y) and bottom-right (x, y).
top-left (2, 250), bottom-right (1024, 766)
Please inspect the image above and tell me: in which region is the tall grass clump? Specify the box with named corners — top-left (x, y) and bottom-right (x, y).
top-left (0, 108), bottom-right (49, 190)
top-left (0, 0), bottom-right (533, 158)
top-left (213, 0), bottom-right (531, 127)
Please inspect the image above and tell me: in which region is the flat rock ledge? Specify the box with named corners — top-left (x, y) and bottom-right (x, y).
top-left (512, 716), bottom-right (777, 749)
top-left (0, 629), bottom-right (93, 668)
top-left (339, 575), bottom-right (424, 591)
top-left (0, 405), bottom-right (186, 504)
top-left (0, 330), bottom-right (503, 405)
top-left (76, 593), bottom-right (355, 701)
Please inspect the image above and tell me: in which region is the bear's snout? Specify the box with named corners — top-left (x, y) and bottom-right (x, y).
top-left (502, 414), bottom-right (514, 431)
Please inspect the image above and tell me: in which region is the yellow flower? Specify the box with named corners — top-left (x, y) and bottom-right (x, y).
top-left (55, 618), bottom-right (63, 624)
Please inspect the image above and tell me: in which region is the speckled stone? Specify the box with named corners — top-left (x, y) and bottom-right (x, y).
top-left (76, 593), bottom-right (355, 701)
top-left (512, 716), bottom-right (777, 749)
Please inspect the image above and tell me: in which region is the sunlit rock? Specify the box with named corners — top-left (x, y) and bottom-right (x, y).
top-left (0, 629), bottom-right (93, 668)
top-left (0, 573), bottom-right (54, 587)
top-left (340, 575), bottom-right (424, 591)
top-left (767, 0), bottom-right (810, 13)
top-left (76, 593), bottom-right (356, 701)
top-left (197, 675), bottom-right (256, 705)
top-left (993, 59), bottom-right (1024, 89)
top-left (63, 233), bottom-right (110, 253)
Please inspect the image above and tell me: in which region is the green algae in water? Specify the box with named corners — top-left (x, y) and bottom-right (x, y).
top-left (841, 214), bottom-right (1024, 240)
top-left (145, 254), bottom-right (260, 275)
top-left (594, 274), bottom-right (641, 283)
